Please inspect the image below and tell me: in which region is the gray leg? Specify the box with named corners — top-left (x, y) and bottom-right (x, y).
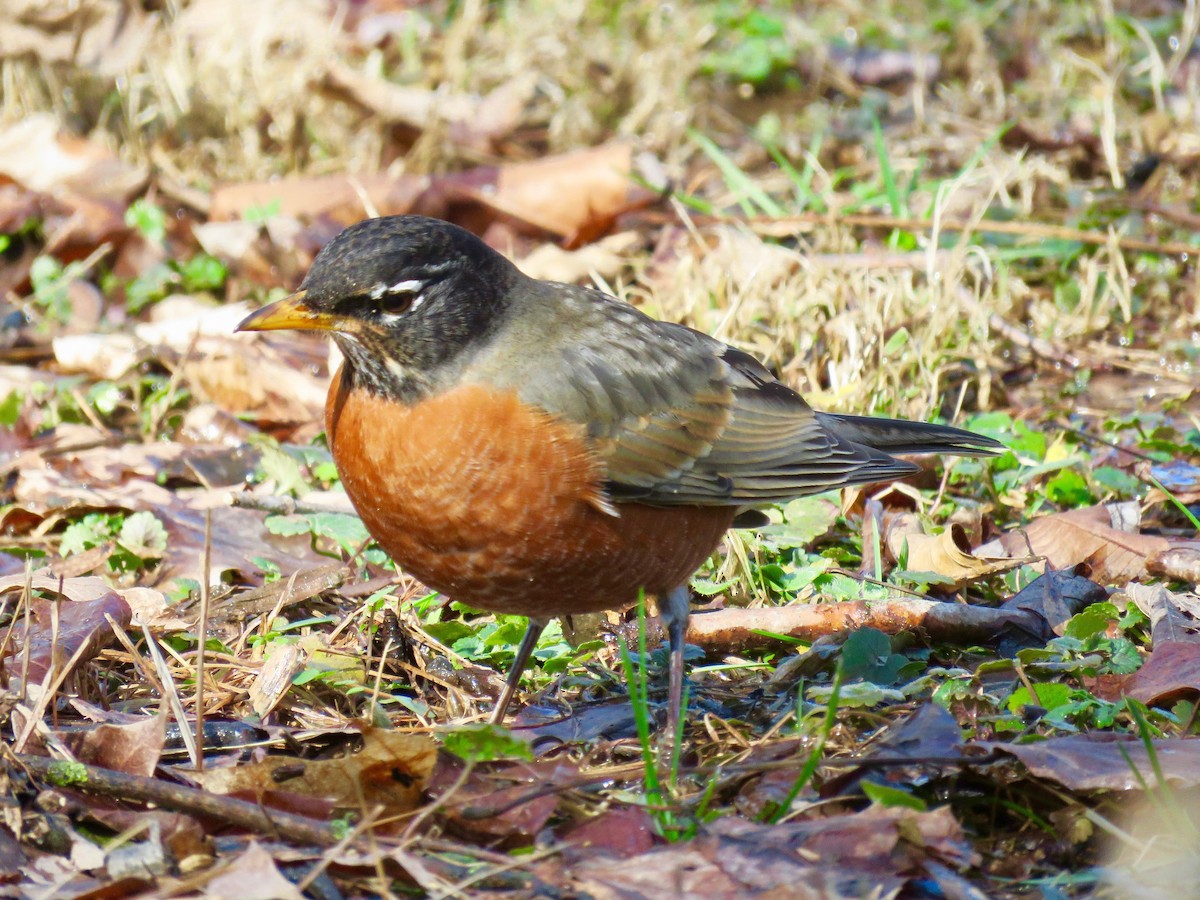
top-left (661, 584), bottom-right (691, 743)
top-left (490, 617), bottom-right (549, 724)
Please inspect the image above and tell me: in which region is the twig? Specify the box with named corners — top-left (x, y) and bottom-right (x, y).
top-left (194, 510), bottom-right (212, 770)
top-left (955, 288), bottom-right (1083, 369)
top-left (13, 754), bottom-right (338, 847)
top-left (740, 211), bottom-right (1199, 258)
top-left (142, 625), bottom-right (198, 768)
top-left (684, 599), bottom-right (1026, 653)
top-left (229, 493), bottom-right (357, 517)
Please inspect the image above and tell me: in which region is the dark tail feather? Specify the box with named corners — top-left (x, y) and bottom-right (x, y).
top-left (816, 413), bottom-right (1005, 457)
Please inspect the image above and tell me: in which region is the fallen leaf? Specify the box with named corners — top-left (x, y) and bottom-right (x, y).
top-left (430, 755), bottom-right (578, 846)
top-left (559, 805), bottom-right (658, 861)
top-left (203, 841), bottom-right (303, 900)
top-left (61, 712), bottom-right (166, 777)
top-left (0, 1), bottom-right (157, 76)
top-left (1147, 547), bottom-right (1200, 584)
top-left (999, 504), bottom-right (1198, 585)
top-left (558, 807), bottom-right (973, 899)
top-left (247, 642), bottom-right (304, 720)
top-left (1, 591), bottom-right (132, 685)
top-left (995, 569), bottom-right (1107, 654)
top-left (0, 113), bottom-right (145, 201)
top-left (11, 469), bottom-right (330, 589)
top-left (470, 142), bottom-right (654, 242)
top-left (516, 231), bottom-right (640, 284)
top-left (1124, 583), bottom-right (1200, 645)
top-left (321, 62), bottom-right (534, 152)
top-left (984, 734), bottom-right (1200, 791)
top-left (193, 727), bottom-right (436, 816)
top-left (1123, 642), bottom-right (1200, 706)
top-left (882, 511), bottom-right (1023, 591)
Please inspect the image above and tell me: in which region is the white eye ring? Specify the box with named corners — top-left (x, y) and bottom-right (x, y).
top-left (368, 279), bottom-right (426, 313)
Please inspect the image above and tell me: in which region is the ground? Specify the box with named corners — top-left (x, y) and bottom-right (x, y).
top-left (0, 0), bottom-right (1199, 897)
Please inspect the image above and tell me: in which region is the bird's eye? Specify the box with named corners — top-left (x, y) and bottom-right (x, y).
top-left (379, 289), bottom-right (419, 315)
top-left (367, 278), bottom-right (426, 316)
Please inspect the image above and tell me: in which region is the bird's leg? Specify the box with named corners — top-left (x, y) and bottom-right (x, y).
top-left (490, 617), bottom-right (549, 725)
top-left (660, 584), bottom-right (691, 747)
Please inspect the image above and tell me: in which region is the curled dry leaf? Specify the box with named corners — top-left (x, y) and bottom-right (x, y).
top-left (52, 300), bottom-right (330, 421)
top-left (210, 172), bottom-right (425, 224)
top-left (517, 231), bottom-right (641, 284)
top-left (0, 114), bottom-right (146, 201)
top-left (0, 573), bottom-right (119, 604)
top-left (1124, 582), bottom-right (1200, 646)
top-left (1147, 547), bottom-right (1200, 584)
top-left (882, 510), bottom-right (1024, 591)
top-left (12, 468), bottom-right (329, 588)
top-left (996, 570), bottom-right (1107, 651)
top-left (210, 143), bottom-right (659, 245)
top-left (471, 142), bottom-right (657, 242)
top-left (559, 805), bottom-right (658, 861)
top-left (247, 642), bottom-right (304, 720)
top-left (560, 807), bottom-right (974, 899)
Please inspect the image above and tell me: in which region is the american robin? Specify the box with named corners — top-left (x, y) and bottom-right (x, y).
top-left (236, 215), bottom-right (1002, 739)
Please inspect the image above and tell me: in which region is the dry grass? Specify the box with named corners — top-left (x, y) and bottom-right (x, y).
top-left (4, 1), bottom-right (1196, 414)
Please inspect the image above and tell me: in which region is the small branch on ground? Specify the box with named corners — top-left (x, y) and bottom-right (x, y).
top-left (12, 754), bottom-right (339, 847)
top-left (685, 599), bottom-right (1025, 653)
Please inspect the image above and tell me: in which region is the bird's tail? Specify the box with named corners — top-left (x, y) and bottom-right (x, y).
top-left (816, 413), bottom-right (1005, 457)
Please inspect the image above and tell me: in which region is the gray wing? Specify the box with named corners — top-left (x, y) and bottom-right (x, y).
top-left (466, 281), bottom-right (999, 506)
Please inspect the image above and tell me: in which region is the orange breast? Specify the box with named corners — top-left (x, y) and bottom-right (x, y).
top-left (326, 368), bottom-right (735, 617)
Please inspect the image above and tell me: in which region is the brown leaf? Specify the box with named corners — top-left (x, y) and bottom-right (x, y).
top-left (61, 712), bottom-right (166, 777)
top-left (1147, 547), bottom-right (1200, 584)
top-left (0, 114), bottom-right (145, 200)
top-left (247, 642), bottom-right (304, 720)
top-left (517, 231), bottom-right (641, 284)
top-left (193, 728), bottom-right (436, 816)
top-left (321, 62), bottom-right (533, 152)
top-left (998, 503), bottom-right (1194, 585)
top-left (1125, 583), bottom-right (1200, 646)
top-left (0, 1), bottom-right (157, 76)
top-left (210, 173), bottom-right (425, 223)
top-left (12, 468), bottom-right (330, 590)
top-left (882, 511), bottom-right (1023, 591)
top-left (465, 142), bottom-right (653, 242)
top-left (430, 755), bottom-right (578, 846)
top-left (1, 590), bottom-right (132, 685)
top-left (996, 570), bottom-right (1107, 652)
top-left (985, 734), bottom-right (1200, 791)
top-left (560, 808), bottom-right (972, 899)
top-left (560, 805), bottom-right (658, 861)
top-left (1124, 642), bottom-right (1200, 706)
top-left (0, 573), bottom-right (120, 603)
top-left (203, 841), bottom-right (304, 900)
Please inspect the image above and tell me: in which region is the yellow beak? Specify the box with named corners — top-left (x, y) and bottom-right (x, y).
top-left (235, 290), bottom-right (339, 333)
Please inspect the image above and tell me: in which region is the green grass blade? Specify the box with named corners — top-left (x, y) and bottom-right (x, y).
top-left (692, 129), bottom-right (786, 218)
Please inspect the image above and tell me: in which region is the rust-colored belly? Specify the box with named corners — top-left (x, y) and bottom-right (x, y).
top-left (326, 370), bottom-right (734, 616)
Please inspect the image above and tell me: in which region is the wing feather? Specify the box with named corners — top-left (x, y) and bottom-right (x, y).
top-left (461, 281), bottom-right (998, 508)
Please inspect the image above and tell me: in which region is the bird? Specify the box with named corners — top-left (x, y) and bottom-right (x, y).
top-left (236, 215), bottom-right (1003, 743)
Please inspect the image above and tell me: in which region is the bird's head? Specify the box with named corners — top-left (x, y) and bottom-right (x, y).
top-left (236, 215), bottom-right (520, 398)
